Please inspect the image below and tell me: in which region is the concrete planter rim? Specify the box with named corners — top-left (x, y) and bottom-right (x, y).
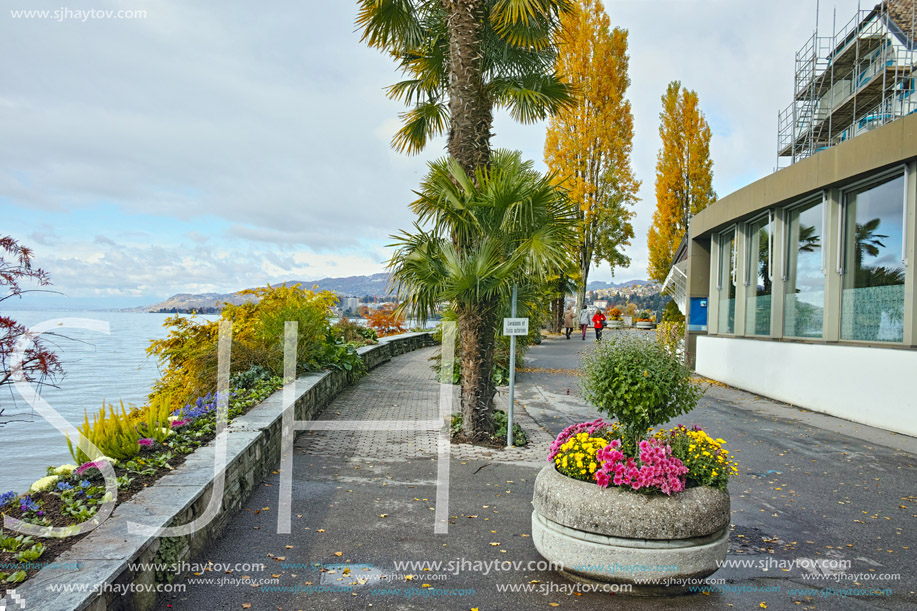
top-left (532, 464), bottom-right (730, 540)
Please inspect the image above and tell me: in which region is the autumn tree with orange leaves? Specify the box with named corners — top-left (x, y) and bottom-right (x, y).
top-left (647, 81), bottom-right (716, 284)
top-left (544, 0), bottom-right (639, 313)
top-left (366, 303), bottom-right (407, 338)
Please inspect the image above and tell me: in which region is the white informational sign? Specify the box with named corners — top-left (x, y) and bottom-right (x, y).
top-left (503, 317), bottom-right (529, 336)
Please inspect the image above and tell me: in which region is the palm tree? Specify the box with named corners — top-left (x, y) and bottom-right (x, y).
top-left (389, 150), bottom-right (576, 438)
top-left (854, 218), bottom-right (888, 270)
top-left (356, 0), bottom-right (573, 174)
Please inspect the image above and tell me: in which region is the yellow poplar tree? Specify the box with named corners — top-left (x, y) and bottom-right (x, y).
top-left (544, 0), bottom-right (639, 312)
top-left (647, 81), bottom-right (716, 284)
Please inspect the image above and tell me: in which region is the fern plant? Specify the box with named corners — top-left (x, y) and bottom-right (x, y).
top-left (133, 394), bottom-right (176, 444)
top-left (67, 401), bottom-right (142, 464)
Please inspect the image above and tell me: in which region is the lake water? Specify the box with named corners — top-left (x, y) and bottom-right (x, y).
top-left (0, 311), bottom-right (435, 495)
top-left (0, 311), bottom-right (219, 495)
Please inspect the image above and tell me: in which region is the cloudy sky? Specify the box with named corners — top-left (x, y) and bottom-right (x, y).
top-left (1, 0), bottom-right (868, 309)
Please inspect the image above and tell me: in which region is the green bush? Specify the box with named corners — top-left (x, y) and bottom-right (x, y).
top-left (332, 317), bottom-right (378, 345)
top-left (230, 365), bottom-right (272, 390)
top-left (655, 321), bottom-right (685, 358)
top-left (147, 284), bottom-right (338, 406)
top-left (580, 335), bottom-right (702, 447)
top-left (662, 298), bottom-right (685, 323)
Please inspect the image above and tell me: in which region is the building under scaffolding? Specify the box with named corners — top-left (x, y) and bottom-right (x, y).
top-left (778, 0), bottom-right (917, 165)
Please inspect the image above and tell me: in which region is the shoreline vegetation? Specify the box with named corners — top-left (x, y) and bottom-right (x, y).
top-left (0, 284), bottom-right (409, 595)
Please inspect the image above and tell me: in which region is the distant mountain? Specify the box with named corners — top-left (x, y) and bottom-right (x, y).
top-left (130, 273), bottom-right (655, 313)
top-left (128, 273), bottom-right (394, 313)
top-left (586, 279), bottom-right (654, 291)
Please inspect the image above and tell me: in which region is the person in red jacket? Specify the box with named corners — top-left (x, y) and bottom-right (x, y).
top-left (592, 308), bottom-right (606, 341)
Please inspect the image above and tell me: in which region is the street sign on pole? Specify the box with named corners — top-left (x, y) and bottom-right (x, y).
top-left (505, 287), bottom-right (526, 448)
top-left (503, 317), bottom-right (528, 336)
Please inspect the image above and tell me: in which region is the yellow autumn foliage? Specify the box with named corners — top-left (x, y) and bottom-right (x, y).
top-left (544, 0), bottom-right (639, 301)
top-left (647, 81), bottom-right (716, 283)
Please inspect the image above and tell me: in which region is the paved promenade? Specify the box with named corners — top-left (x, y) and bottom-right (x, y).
top-left (164, 333), bottom-right (916, 610)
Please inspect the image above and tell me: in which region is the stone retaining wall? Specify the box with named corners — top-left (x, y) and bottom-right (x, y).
top-left (10, 332), bottom-right (437, 611)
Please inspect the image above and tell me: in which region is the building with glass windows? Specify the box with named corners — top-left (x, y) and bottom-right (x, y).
top-left (674, 1), bottom-right (917, 436)
top-left (680, 110), bottom-right (916, 436)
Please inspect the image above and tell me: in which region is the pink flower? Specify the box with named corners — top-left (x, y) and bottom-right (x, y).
top-left (171, 419), bottom-right (190, 428)
top-left (595, 471), bottom-right (610, 488)
top-left (138, 438), bottom-right (154, 447)
top-left (595, 438), bottom-right (688, 496)
top-left (75, 460), bottom-right (109, 476)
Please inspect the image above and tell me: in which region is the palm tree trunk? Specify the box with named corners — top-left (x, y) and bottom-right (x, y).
top-left (551, 296), bottom-right (564, 333)
top-left (458, 304), bottom-right (498, 440)
top-left (443, 0), bottom-right (492, 174)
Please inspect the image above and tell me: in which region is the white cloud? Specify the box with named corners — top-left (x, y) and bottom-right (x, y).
top-left (1, 0), bottom-right (871, 301)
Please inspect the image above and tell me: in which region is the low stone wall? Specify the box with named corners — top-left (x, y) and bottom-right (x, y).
top-left (11, 332), bottom-right (437, 611)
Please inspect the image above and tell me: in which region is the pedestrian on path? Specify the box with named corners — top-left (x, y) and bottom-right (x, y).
top-left (578, 307), bottom-right (590, 340)
top-left (563, 307), bottom-right (575, 339)
top-left (592, 308), bottom-right (606, 341)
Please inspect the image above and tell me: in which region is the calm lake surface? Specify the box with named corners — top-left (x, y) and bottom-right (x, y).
top-left (0, 311), bottom-right (218, 494)
top-left (0, 311), bottom-right (434, 494)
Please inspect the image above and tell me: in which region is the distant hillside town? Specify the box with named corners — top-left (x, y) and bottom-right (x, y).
top-left (580, 281), bottom-right (666, 317)
top-left (131, 273), bottom-right (662, 317)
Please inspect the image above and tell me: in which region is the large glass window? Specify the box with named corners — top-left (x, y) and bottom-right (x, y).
top-left (784, 200), bottom-right (825, 338)
top-left (840, 174), bottom-right (906, 342)
top-left (717, 229), bottom-right (736, 334)
top-left (745, 214), bottom-right (773, 335)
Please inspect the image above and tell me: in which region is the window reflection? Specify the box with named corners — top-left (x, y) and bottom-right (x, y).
top-left (718, 230), bottom-right (736, 334)
top-left (746, 216), bottom-right (772, 335)
top-left (784, 201), bottom-right (825, 338)
top-left (841, 175), bottom-right (906, 342)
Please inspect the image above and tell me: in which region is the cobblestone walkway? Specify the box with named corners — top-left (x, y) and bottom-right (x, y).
top-left (294, 346), bottom-right (554, 465)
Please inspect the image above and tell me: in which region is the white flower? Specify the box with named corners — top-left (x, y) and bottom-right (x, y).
top-left (28, 475), bottom-right (60, 494)
top-left (51, 464), bottom-right (78, 476)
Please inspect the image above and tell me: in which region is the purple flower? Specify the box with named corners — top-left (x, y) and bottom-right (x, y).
top-left (138, 438), bottom-right (154, 447)
top-left (19, 496), bottom-right (40, 513)
top-left (0, 490), bottom-right (15, 508)
top-left (171, 419), bottom-right (190, 428)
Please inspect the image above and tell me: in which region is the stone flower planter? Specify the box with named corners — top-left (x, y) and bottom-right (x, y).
top-left (531, 465), bottom-right (729, 595)
top-left (635, 321), bottom-right (654, 330)
top-left (606, 320), bottom-right (624, 330)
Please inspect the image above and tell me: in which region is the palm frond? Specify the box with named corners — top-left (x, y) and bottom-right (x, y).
top-left (490, 72), bottom-right (574, 123)
top-left (489, 0), bottom-right (572, 50)
top-left (356, 0), bottom-right (425, 51)
top-left (391, 100), bottom-right (449, 155)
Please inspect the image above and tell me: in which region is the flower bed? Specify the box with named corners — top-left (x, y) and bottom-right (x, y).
top-left (1, 284), bottom-right (382, 595)
top-left (548, 419), bottom-right (738, 496)
top-left (0, 378), bottom-right (281, 594)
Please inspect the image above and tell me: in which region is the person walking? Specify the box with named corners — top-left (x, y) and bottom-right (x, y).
top-left (563, 307), bottom-right (575, 339)
top-left (578, 307), bottom-right (590, 340)
top-left (592, 308), bottom-right (606, 341)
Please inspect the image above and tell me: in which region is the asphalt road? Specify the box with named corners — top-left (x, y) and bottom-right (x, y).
top-left (161, 333), bottom-right (916, 611)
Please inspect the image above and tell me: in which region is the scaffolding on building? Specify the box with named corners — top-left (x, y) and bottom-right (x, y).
top-left (778, 1), bottom-right (917, 166)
